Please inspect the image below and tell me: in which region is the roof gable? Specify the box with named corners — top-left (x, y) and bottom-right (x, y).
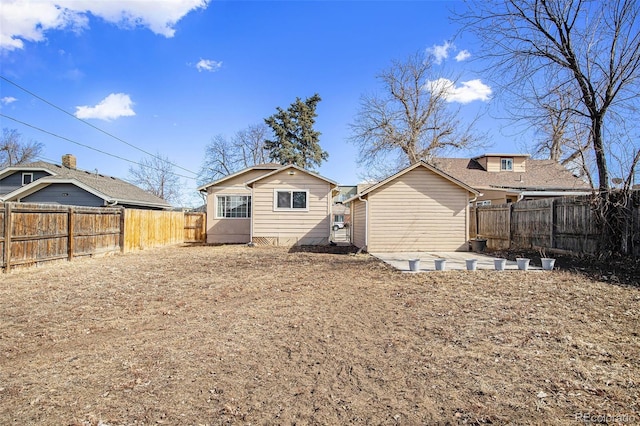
top-left (197, 164), bottom-right (282, 191)
top-left (346, 161), bottom-right (478, 203)
top-left (245, 164), bottom-right (338, 187)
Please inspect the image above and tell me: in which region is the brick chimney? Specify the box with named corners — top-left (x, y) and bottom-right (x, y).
top-left (62, 154), bottom-right (77, 169)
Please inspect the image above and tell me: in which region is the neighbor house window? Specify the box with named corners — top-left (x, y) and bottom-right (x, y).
top-left (22, 173), bottom-right (33, 185)
top-left (334, 215), bottom-right (344, 222)
top-left (476, 200), bottom-right (491, 206)
top-left (216, 195), bottom-right (251, 218)
top-left (274, 190), bottom-right (308, 210)
top-left (501, 158), bottom-right (513, 171)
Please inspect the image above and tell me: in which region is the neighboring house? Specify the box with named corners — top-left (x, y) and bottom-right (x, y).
top-left (432, 153), bottom-right (592, 206)
top-left (0, 154), bottom-right (171, 209)
top-left (197, 163), bottom-right (337, 246)
top-left (346, 160), bottom-right (479, 252)
top-left (332, 185), bottom-right (357, 228)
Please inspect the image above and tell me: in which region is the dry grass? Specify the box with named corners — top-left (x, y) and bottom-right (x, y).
top-left (0, 245), bottom-right (638, 425)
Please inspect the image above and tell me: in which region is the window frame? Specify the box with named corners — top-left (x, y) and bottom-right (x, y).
top-left (215, 194), bottom-right (251, 219)
top-left (273, 189), bottom-right (309, 211)
top-left (22, 172), bottom-right (33, 185)
top-left (500, 158), bottom-right (514, 171)
top-left (476, 200), bottom-right (492, 207)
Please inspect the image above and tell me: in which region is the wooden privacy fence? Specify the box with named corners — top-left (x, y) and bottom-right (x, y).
top-left (471, 194), bottom-right (639, 256)
top-left (1, 202), bottom-right (206, 272)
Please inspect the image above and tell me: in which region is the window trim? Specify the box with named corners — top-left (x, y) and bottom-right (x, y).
top-left (22, 172), bottom-right (33, 185)
top-left (273, 189), bottom-right (309, 211)
top-left (500, 158), bottom-right (514, 171)
top-left (215, 194), bottom-right (251, 219)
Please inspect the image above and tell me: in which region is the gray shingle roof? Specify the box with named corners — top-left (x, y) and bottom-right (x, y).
top-left (16, 161), bottom-right (171, 208)
top-left (431, 158), bottom-right (591, 191)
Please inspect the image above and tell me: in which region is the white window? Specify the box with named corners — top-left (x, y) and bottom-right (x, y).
top-left (216, 195), bottom-right (251, 218)
top-left (501, 158), bottom-right (513, 171)
top-left (476, 200), bottom-right (492, 206)
top-left (274, 190), bottom-right (308, 210)
top-left (22, 173), bottom-right (33, 185)
top-left (334, 214), bottom-right (344, 222)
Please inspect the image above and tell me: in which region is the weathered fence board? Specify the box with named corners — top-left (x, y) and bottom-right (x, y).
top-left (1, 202), bottom-right (206, 272)
top-left (471, 193), bottom-right (640, 256)
top-left (475, 205), bottom-right (511, 250)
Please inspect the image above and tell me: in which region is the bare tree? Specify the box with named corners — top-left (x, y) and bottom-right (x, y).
top-left (128, 153), bottom-right (182, 205)
top-left (349, 51), bottom-right (484, 179)
top-left (1, 128), bottom-right (43, 167)
top-left (459, 0), bottom-right (640, 191)
top-left (199, 123), bottom-right (270, 184)
top-left (514, 77), bottom-right (594, 181)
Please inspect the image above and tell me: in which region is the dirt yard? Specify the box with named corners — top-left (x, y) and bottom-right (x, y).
top-left (1, 245), bottom-right (638, 425)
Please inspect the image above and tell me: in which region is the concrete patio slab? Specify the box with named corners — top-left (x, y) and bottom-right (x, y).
top-left (371, 251), bottom-right (543, 272)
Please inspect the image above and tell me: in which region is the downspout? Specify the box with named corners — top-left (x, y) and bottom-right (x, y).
top-left (358, 195), bottom-right (368, 251)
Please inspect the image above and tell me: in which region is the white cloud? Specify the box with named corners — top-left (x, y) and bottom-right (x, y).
top-left (425, 78), bottom-right (492, 104)
top-left (195, 59), bottom-right (222, 72)
top-left (455, 50), bottom-right (471, 62)
top-left (1, 0), bottom-right (209, 51)
top-left (426, 41), bottom-right (453, 65)
top-left (1, 97), bottom-right (18, 105)
top-left (75, 93), bottom-right (136, 121)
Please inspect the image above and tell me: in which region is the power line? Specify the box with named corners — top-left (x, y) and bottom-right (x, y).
top-left (1, 113), bottom-right (197, 181)
top-left (0, 75), bottom-right (198, 176)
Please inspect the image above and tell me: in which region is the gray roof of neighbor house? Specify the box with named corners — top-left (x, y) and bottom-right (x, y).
top-left (0, 161), bottom-right (172, 208)
top-left (431, 157), bottom-right (592, 191)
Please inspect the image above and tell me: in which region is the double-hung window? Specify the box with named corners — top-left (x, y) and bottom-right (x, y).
top-left (500, 158), bottom-right (513, 171)
top-left (274, 190), bottom-right (308, 210)
top-left (216, 195), bottom-right (251, 218)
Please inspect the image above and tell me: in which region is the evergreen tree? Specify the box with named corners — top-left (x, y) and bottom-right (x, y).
top-left (264, 93), bottom-right (328, 169)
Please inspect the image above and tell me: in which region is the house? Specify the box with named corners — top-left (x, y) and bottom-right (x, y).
top-left (197, 163), bottom-right (337, 245)
top-left (0, 154), bottom-right (171, 209)
top-left (432, 153), bottom-right (592, 206)
top-left (346, 160), bottom-right (479, 252)
top-left (332, 185), bottom-right (357, 228)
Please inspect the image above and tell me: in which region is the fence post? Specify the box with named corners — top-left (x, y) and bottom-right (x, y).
top-left (508, 203), bottom-right (514, 249)
top-left (550, 198), bottom-right (556, 250)
top-left (4, 203), bottom-right (12, 273)
top-left (67, 207), bottom-right (75, 261)
top-left (119, 207), bottom-right (126, 253)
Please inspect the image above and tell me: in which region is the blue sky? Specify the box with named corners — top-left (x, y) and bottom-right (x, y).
top-left (1, 0), bottom-right (504, 206)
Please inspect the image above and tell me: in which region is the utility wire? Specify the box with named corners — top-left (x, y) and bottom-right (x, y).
top-left (1, 113), bottom-right (197, 181)
top-left (0, 75), bottom-right (198, 176)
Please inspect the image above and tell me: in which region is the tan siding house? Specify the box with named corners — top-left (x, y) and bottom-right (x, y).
top-left (433, 154), bottom-right (591, 205)
top-left (351, 197), bottom-right (367, 249)
top-left (347, 161), bottom-right (479, 252)
top-left (200, 165), bottom-right (280, 244)
top-left (198, 164), bottom-right (336, 246)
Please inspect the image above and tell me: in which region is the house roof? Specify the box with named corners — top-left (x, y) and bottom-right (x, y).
top-left (244, 164), bottom-right (338, 187)
top-left (196, 163), bottom-right (282, 191)
top-left (345, 160), bottom-right (479, 203)
top-left (431, 157), bottom-right (592, 191)
top-left (0, 161), bottom-right (172, 208)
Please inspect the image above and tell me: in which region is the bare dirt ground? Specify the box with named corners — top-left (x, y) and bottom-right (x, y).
top-left (1, 244), bottom-right (638, 425)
